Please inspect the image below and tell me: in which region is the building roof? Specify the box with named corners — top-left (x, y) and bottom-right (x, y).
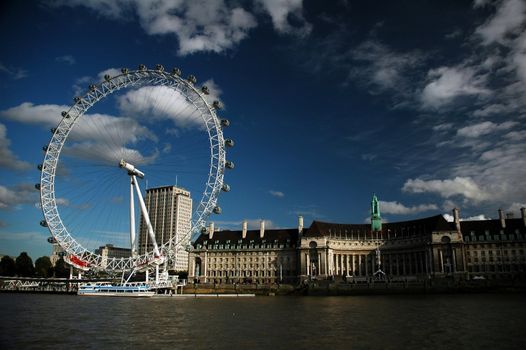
top-left (304, 215), bottom-right (454, 238)
top-left (460, 218), bottom-right (525, 237)
top-left (194, 228), bottom-right (299, 245)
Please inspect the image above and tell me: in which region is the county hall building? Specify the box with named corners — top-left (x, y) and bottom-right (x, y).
top-left (188, 196), bottom-right (526, 284)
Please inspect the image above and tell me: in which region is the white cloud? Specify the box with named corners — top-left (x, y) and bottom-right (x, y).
top-left (0, 102), bottom-right (158, 166)
top-left (476, 0), bottom-right (526, 45)
top-left (0, 184), bottom-right (38, 210)
top-left (507, 202), bottom-right (526, 214)
top-left (53, 0), bottom-right (313, 55)
top-left (350, 40), bottom-right (425, 92)
top-left (473, 0), bottom-right (492, 9)
top-left (55, 0), bottom-right (258, 55)
top-left (379, 200), bottom-right (438, 215)
top-left (96, 67), bottom-right (122, 82)
top-left (443, 213), bottom-right (491, 221)
top-left (473, 103), bottom-right (507, 117)
top-left (420, 66), bottom-right (488, 108)
top-left (269, 190), bottom-right (285, 198)
top-left (117, 85), bottom-right (204, 129)
top-left (361, 153), bottom-right (377, 161)
top-left (463, 214), bottom-right (492, 221)
top-left (456, 121), bottom-right (517, 138)
top-left (0, 123), bottom-right (31, 171)
top-left (0, 62), bottom-right (28, 80)
top-left (55, 55), bottom-right (76, 65)
top-left (402, 177), bottom-right (489, 202)
top-left (433, 123), bottom-right (453, 131)
top-left (257, 0), bottom-right (311, 35)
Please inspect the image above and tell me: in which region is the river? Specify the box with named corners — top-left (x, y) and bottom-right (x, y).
top-left (1, 293), bottom-right (525, 349)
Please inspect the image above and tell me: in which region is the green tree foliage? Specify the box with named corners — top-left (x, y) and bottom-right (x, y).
top-left (0, 255), bottom-right (16, 276)
top-left (54, 257), bottom-right (69, 278)
top-left (15, 252), bottom-right (35, 277)
top-left (35, 256), bottom-right (53, 278)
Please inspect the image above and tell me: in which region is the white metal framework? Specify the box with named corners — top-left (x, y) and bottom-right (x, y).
top-left (39, 65), bottom-right (229, 271)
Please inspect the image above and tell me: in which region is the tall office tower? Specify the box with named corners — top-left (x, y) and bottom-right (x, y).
top-left (138, 185), bottom-right (192, 271)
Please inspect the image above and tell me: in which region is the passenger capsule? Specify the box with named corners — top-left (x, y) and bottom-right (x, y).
top-left (187, 75), bottom-right (197, 84)
top-left (89, 84), bottom-right (96, 91)
top-left (156, 64), bottom-right (164, 71)
top-left (104, 74), bottom-right (111, 81)
top-left (39, 220), bottom-right (48, 227)
top-left (225, 139), bottom-right (234, 147)
top-left (37, 164), bottom-right (43, 171)
top-left (220, 119), bottom-right (230, 127)
top-left (213, 206), bottom-right (222, 214)
top-left (121, 68), bottom-right (129, 74)
top-left (212, 100), bottom-right (223, 110)
top-left (139, 64), bottom-right (147, 71)
top-left (225, 161), bottom-right (234, 169)
top-left (201, 227), bottom-right (207, 234)
top-left (73, 97), bottom-right (81, 103)
top-left (172, 67), bottom-right (181, 76)
top-left (42, 145), bottom-right (48, 152)
top-left (201, 86), bottom-right (210, 95)
top-left (35, 183), bottom-right (41, 190)
top-left (50, 127), bottom-right (57, 134)
top-left (221, 184), bottom-right (230, 192)
top-left (47, 236), bottom-right (56, 244)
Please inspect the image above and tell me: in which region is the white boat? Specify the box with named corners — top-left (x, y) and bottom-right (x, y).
top-left (78, 282), bottom-right (155, 297)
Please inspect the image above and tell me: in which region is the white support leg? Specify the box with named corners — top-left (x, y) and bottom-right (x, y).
top-left (130, 177), bottom-right (137, 257)
top-left (132, 175), bottom-right (161, 258)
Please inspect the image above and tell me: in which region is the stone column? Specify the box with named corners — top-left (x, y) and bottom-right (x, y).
top-left (305, 252), bottom-right (310, 276)
top-left (352, 254), bottom-right (356, 276)
top-left (424, 251), bottom-right (429, 274)
top-left (452, 248), bottom-right (457, 273)
top-left (365, 255), bottom-right (369, 276)
top-left (439, 250), bottom-right (444, 273)
top-left (357, 255), bottom-right (361, 276)
top-left (204, 251), bottom-right (208, 283)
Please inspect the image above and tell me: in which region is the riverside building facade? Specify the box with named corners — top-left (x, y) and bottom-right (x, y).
top-left (138, 185), bottom-right (192, 271)
top-left (188, 198), bottom-right (526, 284)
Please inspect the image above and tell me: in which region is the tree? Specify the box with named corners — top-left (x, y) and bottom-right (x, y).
top-left (15, 252), bottom-right (35, 277)
top-left (35, 256), bottom-right (53, 278)
top-left (0, 255), bottom-right (16, 276)
top-left (54, 257), bottom-right (69, 278)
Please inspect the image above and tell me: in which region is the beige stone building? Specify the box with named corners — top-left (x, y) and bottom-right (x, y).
top-left (189, 220), bottom-right (300, 284)
top-left (188, 206), bottom-right (526, 284)
top-left (138, 185), bottom-right (192, 271)
top-left (95, 244), bottom-right (131, 269)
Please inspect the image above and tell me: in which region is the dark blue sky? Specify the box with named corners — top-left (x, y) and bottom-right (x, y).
top-left (1, 0), bottom-right (525, 258)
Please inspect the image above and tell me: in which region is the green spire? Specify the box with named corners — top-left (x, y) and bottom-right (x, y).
top-left (371, 194), bottom-right (382, 232)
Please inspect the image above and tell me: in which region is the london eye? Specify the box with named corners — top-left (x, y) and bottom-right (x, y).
top-left (37, 64), bottom-right (233, 272)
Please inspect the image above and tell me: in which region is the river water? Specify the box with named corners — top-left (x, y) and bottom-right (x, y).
top-left (1, 293), bottom-right (525, 349)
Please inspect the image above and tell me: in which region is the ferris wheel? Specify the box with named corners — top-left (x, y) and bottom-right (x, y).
top-left (37, 64), bottom-right (234, 271)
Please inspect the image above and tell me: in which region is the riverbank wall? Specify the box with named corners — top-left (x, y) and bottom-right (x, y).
top-left (183, 279), bottom-right (526, 296)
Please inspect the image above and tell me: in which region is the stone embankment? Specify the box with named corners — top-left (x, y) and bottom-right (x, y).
top-left (184, 279), bottom-right (526, 296)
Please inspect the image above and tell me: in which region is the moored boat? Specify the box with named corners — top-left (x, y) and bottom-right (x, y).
top-left (78, 282), bottom-right (155, 297)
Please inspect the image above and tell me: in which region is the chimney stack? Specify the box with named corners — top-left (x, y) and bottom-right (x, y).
top-left (260, 220), bottom-right (265, 238)
top-left (521, 207), bottom-right (526, 227)
top-left (242, 220), bottom-right (247, 239)
top-left (453, 208), bottom-right (461, 233)
top-left (298, 215), bottom-right (304, 234)
top-left (506, 212), bottom-right (514, 219)
top-left (498, 209), bottom-right (506, 229)
top-left (208, 222), bottom-right (215, 240)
